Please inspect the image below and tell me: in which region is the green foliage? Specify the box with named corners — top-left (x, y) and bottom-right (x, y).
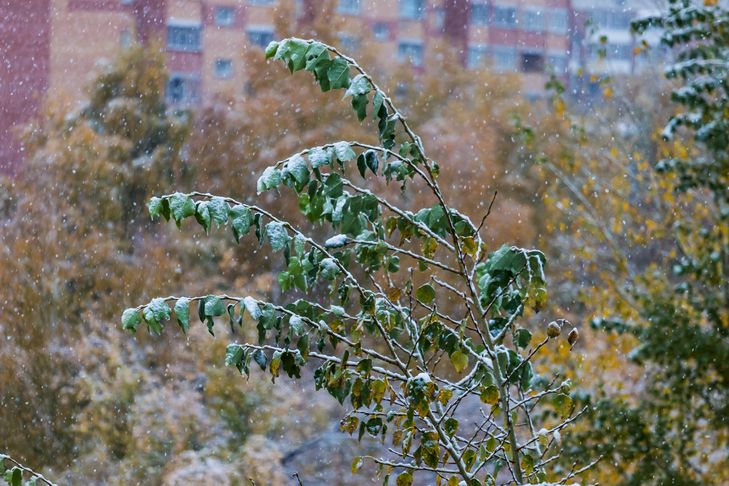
top-left (0, 454), bottom-right (56, 486)
top-left (125, 38), bottom-right (586, 485)
top-left (537, 2), bottom-right (729, 484)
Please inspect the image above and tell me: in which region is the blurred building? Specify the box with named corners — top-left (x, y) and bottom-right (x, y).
top-left (569, 0), bottom-right (661, 96)
top-left (1, 0), bottom-right (654, 173)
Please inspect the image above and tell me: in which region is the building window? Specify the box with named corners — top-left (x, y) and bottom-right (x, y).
top-left (467, 45), bottom-right (488, 68)
top-left (493, 6), bottom-right (517, 28)
top-left (590, 10), bottom-right (609, 29)
top-left (523, 10), bottom-right (544, 32)
top-left (607, 43), bottom-right (632, 60)
top-left (373, 22), bottom-right (390, 41)
top-left (400, 0), bottom-right (424, 20)
top-left (590, 10), bottom-right (632, 30)
top-left (247, 28), bottom-right (274, 48)
top-left (167, 24), bottom-right (202, 52)
top-left (548, 9), bottom-right (568, 33)
top-left (398, 41), bottom-right (424, 67)
top-left (338, 0), bottom-right (360, 15)
top-left (471, 3), bottom-right (488, 26)
top-left (492, 46), bottom-right (517, 71)
top-left (432, 6), bottom-right (445, 30)
top-left (167, 74), bottom-right (200, 105)
top-left (609, 12), bottom-right (632, 30)
top-left (120, 28), bottom-right (132, 47)
top-left (215, 6), bottom-right (235, 26)
top-left (547, 54), bottom-right (568, 72)
top-left (339, 34), bottom-right (360, 53)
top-left (214, 58), bottom-right (233, 78)
top-left (521, 52), bottom-right (544, 73)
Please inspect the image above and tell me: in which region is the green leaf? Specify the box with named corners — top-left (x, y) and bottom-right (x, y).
top-left (195, 201), bottom-right (212, 232)
top-left (257, 166), bottom-right (282, 193)
top-left (351, 456), bottom-right (363, 474)
top-left (461, 236), bottom-right (478, 256)
top-left (243, 296), bottom-right (262, 320)
top-left (208, 196), bottom-right (229, 226)
top-left (168, 192), bottom-right (196, 225)
top-left (289, 315), bottom-right (306, 337)
top-left (327, 57), bottom-right (350, 89)
top-left (364, 150), bottom-right (379, 175)
top-left (9, 467), bottom-right (21, 486)
top-left (351, 94), bottom-right (368, 121)
top-left (514, 328), bottom-right (532, 348)
top-left (304, 42), bottom-right (328, 71)
top-left (148, 197), bottom-right (164, 220)
top-left (345, 74), bottom-right (371, 97)
top-left (281, 350), bottom-right (302, 378)
top-left (283, 155), bottom-right (310, 187)
top-left (356, 153), bottom-right (367, 178)
top-left (333, 141), bottom-right (356, 162)
top-left (450, 349), bottom-right (469, 373)
top-left (396, 471), bottom-right (413, 486)
top-left (273, 38), bottom-right (310, 72)
top-left (230, 205), bottom-right (253, 242)
top-left (174, 298), bottom-right (190, 333)
top-left (266, 221), bottom-right (290, 251)
top-left (287, 39), bottom-right (310, 71)
top-left (553, 393), bottom-right (573, 418)
top-left (444, 417), bottom-right (459, 437)
top-left (143, 298), bottom-right (171, 335)
top-left (204, 296), bottom-right (226, 317)
top-left (415, 283), bottom-right (436, 305)
top-left (253, 349), bottom-right (268, 370)
top-left (308, 147), bottom-right (332, 168)
top-left (264, 40), bottom-right (279, 59)
top-left (270, 350), bottom-right (282, 379)
top-left (480, 385), bottom-right (500, 406)
top-left (373, 90), bottom-right (385, 115)
top-left (121, 308), bottom-right (142, 332)
top-left (225, 344), bottom-right (246, 374)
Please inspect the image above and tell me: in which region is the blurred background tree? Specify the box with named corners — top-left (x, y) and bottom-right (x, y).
top-left (527, 1), bottom-right (729, 484)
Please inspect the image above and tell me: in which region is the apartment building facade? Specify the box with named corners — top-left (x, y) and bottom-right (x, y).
top-left (1, 0), bottom-right (647, 173)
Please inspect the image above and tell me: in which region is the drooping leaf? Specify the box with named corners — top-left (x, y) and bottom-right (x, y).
top-left (333, 141), bottom-right (356, 162)
top-left (121, 308), bottom-right (142, 332)
top-left (208, 196), bottom-right (229, 226)
top-left (253, 349), bottom-right (268, 370)
top-left (148, 196), bottom-right (166, 220)
top-left (450, 349), bottom-right (469, 373)
top-left (204, 296), bottom-right (227, 318)
top-left (480, 385), bottom-right (500, 406)
top-left (225, 344), bottom-right (247, 375)
top-left (230, 205), bottom-right (253, 242)
top-left (266, 221), bottom-right (290, 252)
top-left (327, 57), bottom-right (350, 89)
top-left (243, 296), bottom-right (262, 320)
top-left (416, 283), bottom-right (436, 305)
top-left (553, 393), bottom-right (573, 418)
top-left (257, 166), bottom-right (282, 193)
top-left (309, 146), bottom-right (332, 168)
top-left (514, 328), bottom-right (532, 348)
top-left (396, 471), bottom-right (413, 486)
top-left (345, 74), bottom-right (371, 97)
top-left (289, 315), bottom-right (306, 337)
top-left (168, 192), bottom-right (196, 225)
top-left (264, 40), bottom-right (279, 59)
top-left (195, 201), bottom-right (212, 232)
top-left (174, 297), bottom-right (190, 333)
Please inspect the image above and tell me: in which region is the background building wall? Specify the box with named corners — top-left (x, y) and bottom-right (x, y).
top-left (0, 0), bottom-right (653, 173)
